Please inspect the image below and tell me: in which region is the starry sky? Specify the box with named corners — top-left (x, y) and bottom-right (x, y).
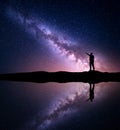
top-left (0, 0), bottom-right (120, 73)
top-left (0, 1), bottom-right (120, 130)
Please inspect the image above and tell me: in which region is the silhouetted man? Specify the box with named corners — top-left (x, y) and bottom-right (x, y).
top-left (86, 52), bottom-right (95, 71)
top-left (89, 83), bottom-right (95, 102)
top-left (86, 83), bottom-right (95, 102)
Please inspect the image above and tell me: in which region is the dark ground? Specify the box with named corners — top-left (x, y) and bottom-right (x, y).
top-left (0, 71), bottom-right (120, 83)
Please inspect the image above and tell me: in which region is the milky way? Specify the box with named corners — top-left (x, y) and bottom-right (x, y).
top-left (1, 1), bottom-right (119, 130)
top-left (5, 7), bottom-right (119, 130)
top-left (6, 8), bottom-right (111, 72)
top-left (6, 8), bottom-right (117, 130)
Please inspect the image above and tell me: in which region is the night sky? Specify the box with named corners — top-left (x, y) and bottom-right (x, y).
top-left (0, 0), bottom-right (120, 73)
top-left (0, 1), bottom-right (120, 130)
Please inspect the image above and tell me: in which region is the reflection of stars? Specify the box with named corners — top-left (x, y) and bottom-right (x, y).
top-left (25, 82), bottom-right (110, 130)
top-left (27, 84), bottom-right (88, 130)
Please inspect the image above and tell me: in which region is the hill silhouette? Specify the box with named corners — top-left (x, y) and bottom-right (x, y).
top-left (0, 71), bottom-right (120, 83)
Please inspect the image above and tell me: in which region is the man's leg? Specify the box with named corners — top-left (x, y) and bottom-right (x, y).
top-left (90, 63), bottom-right (91, 71)
top-left (93, 64), bottom-right (95, 70)
top-left (92, 63), bottom-right (95, 70)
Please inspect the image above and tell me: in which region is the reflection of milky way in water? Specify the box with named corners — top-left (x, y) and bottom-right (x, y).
top-left (7, 8), bottom-right (111, 72)
top-left (22, 82), bottom-right (115, 130)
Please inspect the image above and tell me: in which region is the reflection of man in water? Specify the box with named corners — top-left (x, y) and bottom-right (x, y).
top-left (89, 83), bottom-right (95, 102)
top-left (86, 52), bottom-right (95, 71)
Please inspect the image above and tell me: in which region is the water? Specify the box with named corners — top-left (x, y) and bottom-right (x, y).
top-left (0, 81), bottom-right (120, 130)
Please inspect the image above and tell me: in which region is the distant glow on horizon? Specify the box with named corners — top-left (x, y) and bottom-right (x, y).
top-left (6, 8), bottom-right (113, 72)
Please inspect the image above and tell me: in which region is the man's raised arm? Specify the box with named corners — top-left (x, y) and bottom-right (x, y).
top-left (86, 52), bottom-right (90, 56)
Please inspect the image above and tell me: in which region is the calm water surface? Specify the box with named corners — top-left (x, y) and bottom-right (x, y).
top-left (0, 81), bottom-right (120, 130)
